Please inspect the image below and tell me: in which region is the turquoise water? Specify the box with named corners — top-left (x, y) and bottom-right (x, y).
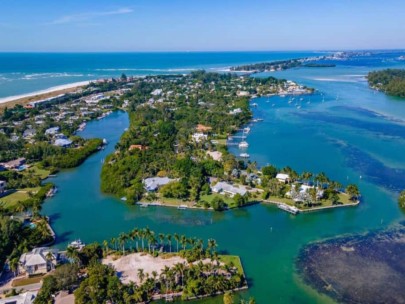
top-left (28, 52), bottom-right (405, 303)
top-left (0, 51), bottom-right (325, 99)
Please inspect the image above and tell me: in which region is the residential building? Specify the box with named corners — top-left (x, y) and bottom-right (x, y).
top-left (211, 181), bottom-right (247, 198)
top-left (45, 126), bottom-right (60, 136)
top-left (19, 247), bottom-right (60, 276)
top-left (143, 177), bottom-right (174, 192)
top-left (54, 138), bottom-right (73, 147)
top-left (276, 173), bottom-right (290, 183)
top-left (0, 291), bottom-right (38, 304)
top-left (1, 158), bottom-right (26, 170)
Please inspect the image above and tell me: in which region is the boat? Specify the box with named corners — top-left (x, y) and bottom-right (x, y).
top-left (252, 103), bottom-right (258, 107)
top-left (239, 141), bottom-right (249, 148)
top-left (121, 197), bottom-right (127, 201)
top-left (102, 138), bottom-right (108, 145)
top-left (68, 239), bottom-right (86, 250)
top-left (239, 153), bottom-right (250, 158)
top-left (243, 127), bottom-right (251, 134)
top-left (277, 203), bottom-right (299, 215)
top-left (46, 186), bottom-right (58, 198)
top-left (177, 205), bottom-right (188, 210)
top-left (139, 203), bottom-right (148, 208)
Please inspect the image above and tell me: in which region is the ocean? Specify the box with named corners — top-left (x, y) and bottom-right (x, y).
top-left (3, 50), bottom-right (405, 303)
top-left (0, 51), bottom-right (324, 100)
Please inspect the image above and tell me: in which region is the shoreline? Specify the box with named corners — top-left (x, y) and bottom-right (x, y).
top-left (0, 80), bottom-right (93, 107)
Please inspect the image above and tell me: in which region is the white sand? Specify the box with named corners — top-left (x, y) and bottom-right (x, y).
top-left (102, 253), bottom-right (187, 284)
top-left (0, 80), bottom-right (93, 104)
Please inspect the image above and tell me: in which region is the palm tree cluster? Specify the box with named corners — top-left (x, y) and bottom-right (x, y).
top-left (71, 227), bottom-right (246, 303)
top-left (105, 227), bottom-right (219, 262)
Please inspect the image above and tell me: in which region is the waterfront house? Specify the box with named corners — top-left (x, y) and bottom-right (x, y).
top-left (1, 158), bottom-right (26, 170)
top-left (54, 138), bottom-right (73, 148)
top-left (151, 89), bottom-right (163, 96)
top-left (211, 181), bottom-right (247, 198)
top-left (45, 126), bottom-right (60, 136)
top-left (143, 177), bottom-right (174, 192)
top-left (19, 247), bottom-right (60, 276)
top-left (206, 151), bottom-right (223, 161)
top-left (0, 291), bottom-right (38, 304)
top-left (0, 180), bottom-right (6, 193)
top-left (276, 173), bottom-right (290, 183)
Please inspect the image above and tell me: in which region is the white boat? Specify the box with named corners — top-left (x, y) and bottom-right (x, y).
top-left (69, 239), bottom-right (86, 250)
top-left (177, 205), bottom-right (187, 210)
top-left (243, 127), bottom-right (251, 134)
top-left (139, 203), bottom-right (148, 208)
top-left (239, 141), bottom-right (249, 148)
top-left (102, 138), bottom-right (108, 145)
top-left (277, 203), bottom-right (299, 215)
top-left (239, 153), bottom-right (250, 158)
top-left (252, 103), bottom-right (258, 107)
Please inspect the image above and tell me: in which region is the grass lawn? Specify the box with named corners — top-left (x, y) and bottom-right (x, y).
top-left (158, 197), bottom-right (193, 207)
top-left (267, 192), bottom-right (356, 210)
top-left (25, 164), bottom-right (51, 179)
top-left (200, 194), bottom-right (235, 207)
top-left (0, 187), bottom-right (40, 209)
top-left (12, 275), bottom-right (44, 287)
top-left (219, 255), bottom-right (244, 275)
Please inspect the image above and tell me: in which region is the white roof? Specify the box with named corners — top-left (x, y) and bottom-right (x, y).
top-left (0, 291), bottom-right (37, 304)
top-left (276, 173), bottom-right (290, 180)
top-left (211, 182), bottom-right (247, 196)
top-left (19, 247), bottom-right (59, 267)
top-left (143, 177), bottom-right (174, 191)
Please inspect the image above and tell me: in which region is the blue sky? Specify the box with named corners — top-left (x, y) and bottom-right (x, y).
top-left (0, 0), bottom-right (404, 51)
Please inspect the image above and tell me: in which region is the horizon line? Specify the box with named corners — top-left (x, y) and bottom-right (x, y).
top-left (0, 48), bottom-right (404, 54)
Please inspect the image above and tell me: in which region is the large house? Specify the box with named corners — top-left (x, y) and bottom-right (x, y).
top-left (1, 158), bottom-right (26, 170)
top-left (143, 177), bottom-right (175, 192)
top-left (211, 181), bottom-right (247, 198)
top-left (276, 173), bottom-right (290, 183)
top-left (19, 247), bottom-right (60, 276)
top-left (0, 291), bottom-right (37, 304)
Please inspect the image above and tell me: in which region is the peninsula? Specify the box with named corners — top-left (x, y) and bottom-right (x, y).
top-left (367, 69), bottom-right (405, 98)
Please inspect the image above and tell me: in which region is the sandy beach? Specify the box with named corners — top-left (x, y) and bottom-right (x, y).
top-left (102, 253), bottom-right (186, 284)
top-left (0, 80), bottom-right (93, 109)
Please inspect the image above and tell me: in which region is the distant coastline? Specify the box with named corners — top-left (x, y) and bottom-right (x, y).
top-left (0, 80), bottom-right (92, 108)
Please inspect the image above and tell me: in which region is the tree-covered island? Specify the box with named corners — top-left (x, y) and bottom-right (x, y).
top-left (98, 71), bottom-right (359, 213)
top-left (367, 69), bottom-right (405, 98)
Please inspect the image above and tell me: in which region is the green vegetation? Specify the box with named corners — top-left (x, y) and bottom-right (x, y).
top-left (367, 69), bottom-right (405, 98)
top-left (398, 190), bottom-right (405, 210)
top-left (34, 227), bottom-right (246, 303)
top-left (0, 215), bottom-right (53, 272)
top-left (101, 71), bottom-right (279, 202)
top-left (231, 58), bottom-right (303, 72)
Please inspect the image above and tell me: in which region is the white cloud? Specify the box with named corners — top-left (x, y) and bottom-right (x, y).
top-left (51, 8), bottom-right (133, 25)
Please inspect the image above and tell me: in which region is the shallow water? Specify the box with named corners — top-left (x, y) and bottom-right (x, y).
top-left (39, 52), bottom-right (405, 303)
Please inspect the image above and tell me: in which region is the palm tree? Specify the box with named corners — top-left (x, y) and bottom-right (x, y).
top-left (174, 233), bottom-right (180, 252)
top-left (158, 233), bottom-right (165, 250)
top-left (131, 228), bottom-right (139, 252)
top-left (118, 233), bottom-right (129, 255)
top-left (9, 258), bottom-right (19, 277)
top-left (180, 235), bottom-right (187, 251)
top-left (137, 268), bottom-right (145, 283)
top-left (167, 234), bottom-right (172, 252)
top-left (174, 263), bottom-right (186, 288)
top-left (66, 246), bottom-right (80, 264)
top-left (45, 251), bottom-right (54, 270)
top-left (102, 240), bottom-right (109, 256)
top-left (207, 238), bottom-right (217, 254)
